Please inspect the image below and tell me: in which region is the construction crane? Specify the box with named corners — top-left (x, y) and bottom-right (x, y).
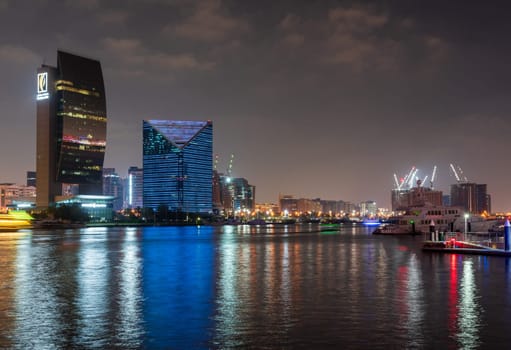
top-left (213, 154), bottom-right (219, 171)
top-left (408, 168), bottom-right (418, 189)
top-left (393, 174), bottom-right (400, 190)
top-left (430, 165), bottom-right (437, 189)
top-left (449, 163), bottom-right (468, 183)
top-left (401, 166), bottom-right (415, 190)
top-left (227, 153), bottom-right (235, 177)
top-left (457, 165), bottom-right (468, 182)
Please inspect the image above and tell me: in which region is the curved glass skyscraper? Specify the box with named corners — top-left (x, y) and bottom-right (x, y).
top-left (143, 120), bottom-right (213, 214)
top-left (36, 51), bottom-right (107, 208)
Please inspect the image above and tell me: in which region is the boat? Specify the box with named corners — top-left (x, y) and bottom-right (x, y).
top-left (320, 222), bottom-right (340, 232)
top-left (0, 210), bottom-right (33, 231)
top-left (373, 224), bottom-right (417, 235)
top-left (422, 239), bottom-right (511, 257)
top-left (379, 205), bottom-right (500, 235)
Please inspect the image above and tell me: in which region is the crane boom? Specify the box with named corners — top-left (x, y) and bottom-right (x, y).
top-left (393, 174), bottom-right (400, 189)
top-left (213, 154), bottom-right (219, 171)
top-left (457, 165), bottom-right (468, 182)
top-left (430, 165), bottom-right (437, 189)
top-left (227, 153), bottom-right (235, 177)
top-left (408, 168), bottom-right (418, 188)
top-left (450, 163), bottom-right (460, 182)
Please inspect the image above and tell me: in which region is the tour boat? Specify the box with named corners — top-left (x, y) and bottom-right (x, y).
top-left (0, 210), bottom-right (33, 231)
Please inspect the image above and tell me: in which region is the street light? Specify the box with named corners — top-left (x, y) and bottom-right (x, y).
top-left (464, 213), bottom-right (470, 241)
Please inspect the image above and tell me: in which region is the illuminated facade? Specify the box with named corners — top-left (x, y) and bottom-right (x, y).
top-left (102, 168), bottom-right (123, 211)
top-left (127, 166), bottom-right (143, 209)
top-left (0, 183), bottom-right (36, 208)
top-left (56, 195), bottom-right (114, 222)
top-left (36, 51), bottom-right (107, 208)
top-left (143, 120), bottom-right (213, 213)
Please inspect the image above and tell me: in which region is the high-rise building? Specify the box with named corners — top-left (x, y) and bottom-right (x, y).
top-left (360, 200), bottom-right (377, 217)
top-left (36, 51), bottom-right (107, 208)
top-left (127, 166), bottom-right (143, 209)
top-left (450, 182), bottom-right (490, 214)
top-left (230, 177), bottom-right (255, 212)
top-left (143, 120), bottom-right (213, 213)
top-left (26, 171), bottom-right (36, 187)
top-left (391, 187), bottom-right (443, 211)
top-left (102, 168), bottom-right (123, 211)
top-left (0, 183), bottom-right (36, 208)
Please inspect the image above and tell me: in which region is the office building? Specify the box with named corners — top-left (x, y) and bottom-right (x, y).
top-left (0, 183), bottom-right (36, 208)
top-left (391, 187), bottom-right (443, 211)
top-left (450, 182), bottom-right (491, 214)
top-left (360, 200), bottom-right (377, 217)
top-left (26, 171), bottom-right (36, 187)
top-left (229, 177), bottom-right (255, 212)
top-left (102, 168), bottom-right (123, 211)
top-left (36, 51), bottom-right (107, 208)
top-left (143, 120), bottom-right (213, 213)
top-left (127, 166), bottom-right (143, 209)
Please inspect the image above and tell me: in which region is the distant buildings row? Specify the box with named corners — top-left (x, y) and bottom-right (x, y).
top-left (278, 195), bottom-right (380, 217)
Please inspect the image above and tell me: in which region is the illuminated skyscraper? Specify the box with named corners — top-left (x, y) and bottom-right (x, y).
top-left (102, 168), bottom-right (123, 211)
top-left (127, 166), bottom-right (143, 209)
top-left (143, 120), bottom-right (213, 214)
top-left (36, 51), bottom-right (107, 208)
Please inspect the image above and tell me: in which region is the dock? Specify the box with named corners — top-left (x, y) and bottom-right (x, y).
top-left (422, 240), bottom-right (511, 257)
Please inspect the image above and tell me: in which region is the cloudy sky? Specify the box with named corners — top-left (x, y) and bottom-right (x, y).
top-left (1, 0), bottom-right (510, 210)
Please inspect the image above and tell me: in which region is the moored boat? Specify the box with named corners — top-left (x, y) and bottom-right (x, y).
top-left (372, 224), bottom-right (419, 235)
top-left (0, 210), bottom-right (33, 231)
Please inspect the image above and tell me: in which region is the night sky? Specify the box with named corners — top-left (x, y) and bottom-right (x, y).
top-left (1, 0), bottom-right (510, 210)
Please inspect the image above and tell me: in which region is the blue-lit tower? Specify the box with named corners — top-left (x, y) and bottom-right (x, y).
top-left (143, 120), bottom-right (213, 214)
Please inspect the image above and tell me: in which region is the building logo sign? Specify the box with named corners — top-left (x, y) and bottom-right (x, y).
top-left (36, 72), bottom-right (49, 100)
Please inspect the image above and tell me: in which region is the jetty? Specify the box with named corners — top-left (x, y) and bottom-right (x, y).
top-left (422, 219), bottom-right (511, 257)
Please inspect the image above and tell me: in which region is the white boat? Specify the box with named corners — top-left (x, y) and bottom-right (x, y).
top-left (378, 205), bottom-right (500, 235)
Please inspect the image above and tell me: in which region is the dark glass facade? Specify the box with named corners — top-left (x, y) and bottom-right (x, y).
top-left (36, 51), bottom-right (107, 207)
top-left (143, 120), bottom-right (213, 213)
top-left (450, 182), bottom-right (490, 214)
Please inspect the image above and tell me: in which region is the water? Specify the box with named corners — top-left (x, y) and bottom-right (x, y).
top-left (1, 224), bottom-right (511, 349)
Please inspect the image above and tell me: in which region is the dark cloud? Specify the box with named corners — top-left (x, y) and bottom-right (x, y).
top-left (168, 0), bottom-right (250, 42)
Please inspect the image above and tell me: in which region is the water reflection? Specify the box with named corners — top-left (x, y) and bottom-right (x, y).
top-left (14, 231), bottom-right (70, 348)
top-left (0, 232), bottom-right (27, 348)
top-left (77, 228), bottom-right (110, 347)
top-left (115, 227), bottom-right (143, 347)
top-left (447, 255), bottom-right (482, 349)
top-left (400, 254), bottom-right (424, 347)
top-left (142, 226), bottom-right (215, 348)
top-left (0, 225), bottom-right (508, 348)
top-left (457, 260), bottom-right (481, 349)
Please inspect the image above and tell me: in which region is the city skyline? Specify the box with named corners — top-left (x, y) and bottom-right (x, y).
top-left (1, 1), bottom-right (511, 210)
